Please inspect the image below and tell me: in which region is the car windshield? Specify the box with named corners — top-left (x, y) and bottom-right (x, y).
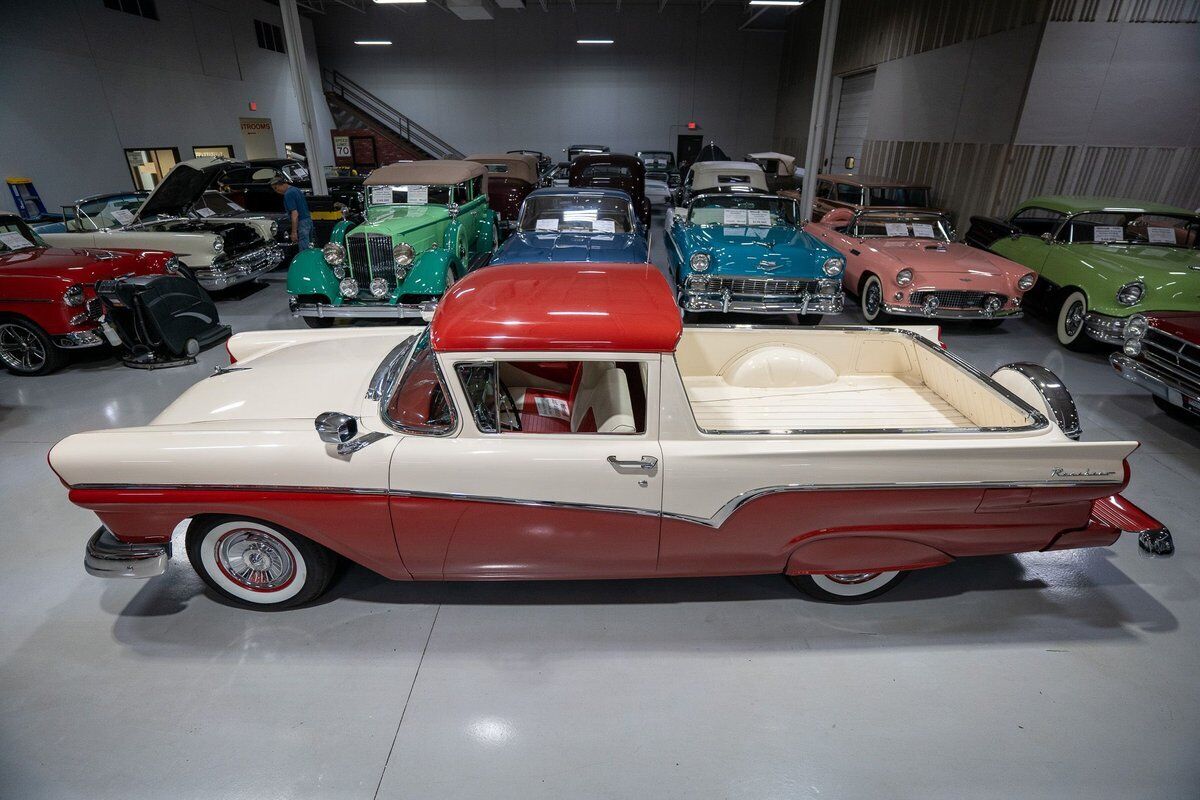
top-left (577, 165), bottom-right (633, 181)
top-left (1061, 212), bottom-right (1200, 249)
top-left (639, 152), bottom-right (674, 168)
top-left (519, 195), bottom-right (634, 234)
top-left (688, 194), bottom-right (797, 227)
top-left (71, 194), bottom-right (145, 231)
top-left (0, 219), bottom-right (48, 251)
top-left (868, 186), bottom-right (931, 207)
top-left (853, 215), bottom-right (952, 241)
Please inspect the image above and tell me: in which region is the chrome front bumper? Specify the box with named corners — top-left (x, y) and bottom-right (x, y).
top-left (55, 329), bottom-right (107, 349)
top-left (84, 527), bottom-right (169, 579)
top-left (682, 280), bottom-right (844, 315)
top-left (1085, 313), bottom-right (1128, 345)
top-left (1110, 353), bottom-right (1200, 416)
top-left (880, 304), bottom-right (1023, 320)
top-left (193, 244), bottom-right (285, 291)
top-left (290, 298), bottom-right (438, 320)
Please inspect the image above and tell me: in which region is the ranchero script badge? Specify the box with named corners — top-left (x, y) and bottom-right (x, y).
top-left (1051, 467), bottom-right (1117, 478)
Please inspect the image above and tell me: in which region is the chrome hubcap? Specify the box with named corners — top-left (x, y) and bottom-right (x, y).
top-left (1064, 301), bottom-right (1084, 337)
top-left (215, 529), bottom-right (295, 591)
top-left (0, 323), bottom-right (46, 372)
top-left (826, 573), bottom-right (879, 585)
top-left (863, 282), bottom-right (881, 318)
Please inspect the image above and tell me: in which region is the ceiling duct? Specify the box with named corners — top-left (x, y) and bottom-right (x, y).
top-left (494, 0), bottom-right (526, 8)
top-left (446, 0), bottom-right (494, 19)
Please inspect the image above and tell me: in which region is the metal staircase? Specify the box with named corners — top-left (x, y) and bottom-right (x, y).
top-left (322, 68), bottom-right (463, 161)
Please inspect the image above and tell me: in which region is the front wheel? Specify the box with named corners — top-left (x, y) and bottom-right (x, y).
top-left (0, 318), bottom-right (67, 376)
top-left (1055, 289), bottom-right (1092, 350)
top-left (860, 274), bottom-right (890, 324)
top-left (186, 517), bottom-right (336, 610)
top-left (789, 570), bottom-right (907, 602)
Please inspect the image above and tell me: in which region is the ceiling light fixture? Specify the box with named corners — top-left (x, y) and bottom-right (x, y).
top-left (577, 39), bottom-right (614, 44)
top-left (374, 0), bottom-right (427, 4)
top-left (748, 0), bottom-right (804, 5)
top-left (354, 40), bottom-right (393, 45)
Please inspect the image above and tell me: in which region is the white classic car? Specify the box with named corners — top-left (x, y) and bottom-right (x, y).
top-left (38, 157), bottom-right (284, 291)
top-left (49, 263), bottom-right (1172, 609)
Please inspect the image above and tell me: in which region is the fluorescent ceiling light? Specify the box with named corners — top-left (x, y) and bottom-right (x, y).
top-left (374, 0), bottom-right (427, 4)
top-left (577, 39), bottom-right (614, 44)
top-left (748, 0), bottom-right (803, 5)
top-left (354, 40), bottom-right (393, 45)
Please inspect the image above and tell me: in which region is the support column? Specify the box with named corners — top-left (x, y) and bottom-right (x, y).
top-left (279, 0), bottom-right (328, 195)
top-left (799, 0), bottom-right (840, 223)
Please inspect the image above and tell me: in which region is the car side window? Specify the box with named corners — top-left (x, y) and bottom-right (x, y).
top-left (472, 175), bottom-right (484, 199)
top-left (1010, 207), bottom-right (1064, 237)
top-left (384, 333), bottom-right (455, 435)
top-left (816, 180), bottom-right (832, 199)
top-left (836, 183), bottom-right (861, 204)
top-left (456, 360), bottom-right (647, 435)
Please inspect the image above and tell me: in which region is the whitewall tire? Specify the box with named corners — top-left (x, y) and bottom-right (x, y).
top-left (1056, 289), bottom-right (1091, 350)
top-left (186, 517), bottom-right (335, 609)
top-left (860, 274), bottom-right (888, 323)
top-left (789, 570), bottom-right (907, 602)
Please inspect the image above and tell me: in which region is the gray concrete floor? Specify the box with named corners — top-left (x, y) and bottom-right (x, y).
top-left (1, 218), bottom-right (1198, 799)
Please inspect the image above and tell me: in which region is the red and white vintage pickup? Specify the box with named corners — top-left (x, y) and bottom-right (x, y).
top-left (50, 263), bottom-right (1173, 608)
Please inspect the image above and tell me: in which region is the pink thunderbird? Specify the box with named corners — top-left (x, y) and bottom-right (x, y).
top-left (809, 208), bottom-right (1037, 325)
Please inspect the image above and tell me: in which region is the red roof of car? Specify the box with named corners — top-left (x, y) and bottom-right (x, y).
top-left (430, 262), bottom-right (683, 353)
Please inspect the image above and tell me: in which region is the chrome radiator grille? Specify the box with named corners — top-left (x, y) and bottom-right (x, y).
top-left (1142, 328), bottom-right (1200, 391)
top-left (908, 290), bottom-right (1005, 309)
top-left (688, 276), bottom-right (823, 297)
top-left (345, 233), bottom-right (397, 290)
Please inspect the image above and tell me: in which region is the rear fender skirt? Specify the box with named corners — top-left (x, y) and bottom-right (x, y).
top-left (785, 536), bottom-right (952, 575)
top-left (67, 487), bottom-right (409, 580)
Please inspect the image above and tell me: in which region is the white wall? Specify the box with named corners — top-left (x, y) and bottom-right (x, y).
top-left (0, 0), bottom-right (335, 213)
top-left (313, 4), bottom-right (782, 159)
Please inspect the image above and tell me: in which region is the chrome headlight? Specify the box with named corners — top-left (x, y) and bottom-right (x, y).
top-left (1116, 281), bottom-right (1144, 306)
top-left (895, 269), bottom-right (913, 286)
top-left (164, 257), bottom-right (184, 276)
top-left (1017, 272), bottom-right (1036, 291)
top-left (369, 278), bottom-right (389, 299)
top-left (323, 242), bottom-right (345, 266)
top-left (690, 253), bottom-right (711, 272)
top-left (822, 257), bottom-right (844, 277)
top-left (212, 236), bottom-right (224, 254)
top-left (339, 278), bottom-right (358, 298)
top-left (63, 284), bottom-right (85, 307)
top-left (332, 265), bottom-right (346, 280)
top-left (393, 242), bottom-right (415, 267)
top-left (270, 220), bottom-right (279, 237)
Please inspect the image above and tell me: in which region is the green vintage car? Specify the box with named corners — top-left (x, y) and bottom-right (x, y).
top-left (288, 161), bottom-right (498, 326)
top-left (967, 196), bottom-right (1200, 349)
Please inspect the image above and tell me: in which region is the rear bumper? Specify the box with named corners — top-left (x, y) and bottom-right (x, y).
top-left (1086, 493), bottom-right (1174, 556)
top-left (84, 527), bottom-right (170, 579)
top-left (289, 297), bottom-right (437, 320)
top-left (1110, 353), bottom-right (1200, 416)
top-left (193, 245), bottom-right (285, 291)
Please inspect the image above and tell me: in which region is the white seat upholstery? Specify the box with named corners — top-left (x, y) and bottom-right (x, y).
top-left (571, 362), bottom-right (636, 434)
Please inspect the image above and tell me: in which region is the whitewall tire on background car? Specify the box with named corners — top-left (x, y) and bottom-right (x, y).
top-left (860, 274), bottom-right (888, 323)
top-left (1056, 289), bottom-right (1091, 350)
top-left (789, 570), bottom-right (907, 602)
top-left (186, 517), bottom-right (335, 609)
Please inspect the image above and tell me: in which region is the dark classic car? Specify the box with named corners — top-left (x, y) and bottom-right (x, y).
top-left (568, 153), bottom-right (652, 226)
top-left (0, 213), bottom-right (178, 375)
top-left (1112, 313), bottom-right (1200, 420)
top-left (507, 149), bottom-right (552, 174)
top-left (466, 153), bottom-right (541, 235)
top-left (214, 158), bottom-right (365, 216)
top-left (789, 173), bottom-right (941, 223)
top-left (637, 150), bottom-right (680, 188)
top-left (566, 144), bottom-right (610, 161)
top-left (543, 162), bottom-right (571, 188)
top-left (488, 188), bottom-right (650, 266)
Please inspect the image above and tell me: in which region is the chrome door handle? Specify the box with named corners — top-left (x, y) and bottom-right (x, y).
top-left (607, 455), bottom-right (658, 471)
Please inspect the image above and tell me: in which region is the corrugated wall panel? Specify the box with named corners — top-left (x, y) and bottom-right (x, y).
top-left (1049, 0), bottom-right (1199, 20)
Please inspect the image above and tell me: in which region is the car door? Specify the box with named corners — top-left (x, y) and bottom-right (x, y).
top-left (386, 353), bottom-right (664, 580)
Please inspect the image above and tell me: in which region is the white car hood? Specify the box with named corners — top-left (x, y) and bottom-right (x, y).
top-left (152, 336), bottom-right (401, 426)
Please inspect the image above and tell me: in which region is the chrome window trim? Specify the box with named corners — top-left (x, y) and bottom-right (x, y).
top-left (377, 328), bottom-right (460, 438)
top-left (366, 336), bottom-right (417, 400)
top-left (675, 324), bottom-right (1049, 436)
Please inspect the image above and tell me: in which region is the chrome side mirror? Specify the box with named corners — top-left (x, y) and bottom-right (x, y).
top-left (315, 411), bottom-right (357, 444)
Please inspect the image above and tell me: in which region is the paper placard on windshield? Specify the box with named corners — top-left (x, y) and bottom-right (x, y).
top-left (746, 210), bottom-right (771, 226)
top-left (111, 209), bottom-right (135, 225)
top-left (227, 201), bottom-right (245, 212)
top-left (404, 185), bottom-right (428, 205)
top-left (884, 222), bottom-right (910, 237)
top-left (0, 232), bottom-right (33, 250)
top-left (1147, 226), bottom-right (1177, 244)
top-left (535, 218), bottom-right (560, 231)
top-left (370, 185), bottom-right (392, 204)
top-left (592, 219), bottom-right (616, 233)
top-left (911, 223), bottom-right (936, 238)
top-left (1093, 225), bottom-right (1123, 242)
top-left (195, 207), bottom-right (216, 218)
top-left (722, 209), bottom-right (749, 225)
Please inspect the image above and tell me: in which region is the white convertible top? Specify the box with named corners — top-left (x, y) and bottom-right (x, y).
top-left (688, 161), bottom-right (768, 193)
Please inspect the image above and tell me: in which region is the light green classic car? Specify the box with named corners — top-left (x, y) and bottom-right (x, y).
top-left (967, 196), bottom-right (1200, 349)
top-left (288, 161), bottom-right (498, 326)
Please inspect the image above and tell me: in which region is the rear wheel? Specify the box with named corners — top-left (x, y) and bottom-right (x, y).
top-left (0, 318), bottom-right (66, 376)
top-left (789, 570), bottom-right (907, 602)
top-left (186, 517), bottom-right (336, 610)
top-left (860, 274), bottom-right (889, 324)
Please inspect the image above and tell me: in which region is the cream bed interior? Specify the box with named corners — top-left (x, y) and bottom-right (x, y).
top-left (674, 328), bottom-right (1032, 432)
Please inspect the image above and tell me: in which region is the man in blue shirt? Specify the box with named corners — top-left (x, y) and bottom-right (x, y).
top-left (271, 176), bottom-right (313, 250)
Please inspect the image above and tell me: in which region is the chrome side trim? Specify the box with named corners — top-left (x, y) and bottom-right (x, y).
top-left (388, 488), bottom-right (661, 518)
top-left (993, 362), bottom-right (1081, 440)
top-left (71, 483), bottom-right (389, 495)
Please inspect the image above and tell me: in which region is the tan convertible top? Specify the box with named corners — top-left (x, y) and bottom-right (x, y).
top-left (746, 152), bottom-right (796, 176)
top-left (365, 160), bottom-right (488, 186)
top-left (688, 161), bottom-right (768, 192)
top-left (465, 154), bottom-right (539, 185)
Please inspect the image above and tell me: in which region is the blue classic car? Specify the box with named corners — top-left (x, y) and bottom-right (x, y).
top-left (666, 191), bottom-right (845, 321)
top-left (488, 188), bottom-right (649, 266)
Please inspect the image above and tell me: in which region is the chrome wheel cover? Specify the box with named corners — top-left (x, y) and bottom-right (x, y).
top-left (0, 323), bottom-right (46, 372)
top-left (1064, 300), bottom-right (1085, 338)
top-left (863, 279), bottom-right (882, 319)
top-left (215, 528), bottom-right (296, 591)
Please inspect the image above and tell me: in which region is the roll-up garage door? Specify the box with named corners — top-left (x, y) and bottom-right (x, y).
top-left (830, 70), bottom-right (875, 174)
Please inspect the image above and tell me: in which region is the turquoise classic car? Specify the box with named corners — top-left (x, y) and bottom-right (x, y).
top-left (665, 192), bottom-right (844, 321)
top-left (288, 161), bottom-right (498, 326)
top-left (967, 196), bottom-right (1200, 349)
